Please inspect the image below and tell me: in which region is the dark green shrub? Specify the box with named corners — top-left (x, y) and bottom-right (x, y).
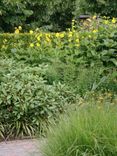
top-left (0, 0), bottom-right (75, 32)
top-left (0, 0), bottom-right (53, 32)
top-left (74, 0), bottom-right (117, 17)
top-left (0, 0), bottom-right (117, 32)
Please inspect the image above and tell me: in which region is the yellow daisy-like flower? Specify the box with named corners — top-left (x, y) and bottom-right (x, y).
top-left (93, 29), bottom-right (98, 33)
top-left (68, 34), bottom-right (72, 38)
top-left (46, 37), bottom-right (51, 43)
top-left (59, 33), bottom-right (64, 38)
top-left (92, 15), bottom-right (96, 20)
top-left (36, 43), bottom-right (40, 47)
top-left (112, 18), bottom-right (116, 24)
top-left (15, 29), bottom-right (19, 34)
top-left (18, 26), bottom-right (22, 30)
top-left (29, 30), bottom-right (33, 34)
top-left (76, 38), bottom-right (80, 43)
top-left (46, 33), bottom-right (51, 38)
top-left (39, 33), bottom-right (43, 37)
top-left (55, 33), bottom-right (60, 38)
top-left (68, 32), bottom-right (73, 38)
top-left (30, 43), bottom-right (34, 47)
top-left (37, 36), bottom-right (41, 41)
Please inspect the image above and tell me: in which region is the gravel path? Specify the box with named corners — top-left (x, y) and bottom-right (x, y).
top-left (0, 139), bottom-right (43, 156)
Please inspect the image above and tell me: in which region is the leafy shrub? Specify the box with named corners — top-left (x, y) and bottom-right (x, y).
top-left (0, 58), bottom-right (75, 140)
top-left (0, 0), bottom-right (51, 32)
top-left (1, 0), bottom-right (117, 32)
top-left (74, 0), bottom-right (117, 18)
top-left (0, 18), bottom-right (117, 68)
top-left (43, 105), bottom-right (117, 156)
top-left (0, 0), bottom-right (75, 32)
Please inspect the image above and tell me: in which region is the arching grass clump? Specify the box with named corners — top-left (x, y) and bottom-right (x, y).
top-left (43, 106), bottom-right (117, 156)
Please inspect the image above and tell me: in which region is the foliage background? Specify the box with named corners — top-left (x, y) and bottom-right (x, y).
top-left (0, 0), bottom-right (117, 32)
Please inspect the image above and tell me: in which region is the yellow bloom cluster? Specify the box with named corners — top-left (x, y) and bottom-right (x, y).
top-left (1, 17), bottom-right (117, 51)
top-left (14, 26), bottom-right (22, 34)
top-left (112, 18), bottom-right (116, 24)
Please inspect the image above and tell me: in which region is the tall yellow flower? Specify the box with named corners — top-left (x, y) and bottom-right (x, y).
top-left (68, 32), bottom-right (72, 38)
top-left (93, 29), bottom-right (98, 33)
top-left (15, 29), bottom-right (19, 34)
top-left (59, 33), bottom-right (64, 38)
top-left (36, 43), bottom-right (40, 47)
top-left (30, 43), bottom-right (34, 47)
top-left (55, 33), bottom-right (60, 38)
top-left (46, 37), bottom-right (51, 43)
top-left (37, 36), bottom-right (41, 41)
top-left (112, 18), bottom-right (116, 24)
top-left (76, 38), bottom-right (80, 43)
top-left (46, 33), bottom-right (51, 38)
top-left (29, 30), bottom-right (33, 34)
top-left (18, 26), bottom-right (22, 31)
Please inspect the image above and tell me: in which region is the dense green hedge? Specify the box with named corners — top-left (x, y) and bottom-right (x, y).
top-left (0, 0), bottom-right (117, 32)
top-left (75, 0), bottom-right (117, 17)
top-left (0, 0), bottom-right (75, 32)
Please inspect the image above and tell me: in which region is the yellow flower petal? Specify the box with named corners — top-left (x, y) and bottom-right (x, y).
top-left (112, 18), bottom-right (116, 24)
top-left (29, 30), bottom-right (34, 34)
top-left (30, 43), bottom-right (34, 47)
top-left (93, 29), bottom-right (98, 33)
top-left (15, 29), bottom-right (19, 34)
top-left (18, 26), bottom-right (22, 30)
top-left (36, 43), bottom-right (40, 47)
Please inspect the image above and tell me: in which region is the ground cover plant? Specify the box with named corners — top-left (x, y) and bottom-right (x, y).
top-left (0, 58), bottom-right (76, 139)
top-left (43, 103), bottom-right (117, 156)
